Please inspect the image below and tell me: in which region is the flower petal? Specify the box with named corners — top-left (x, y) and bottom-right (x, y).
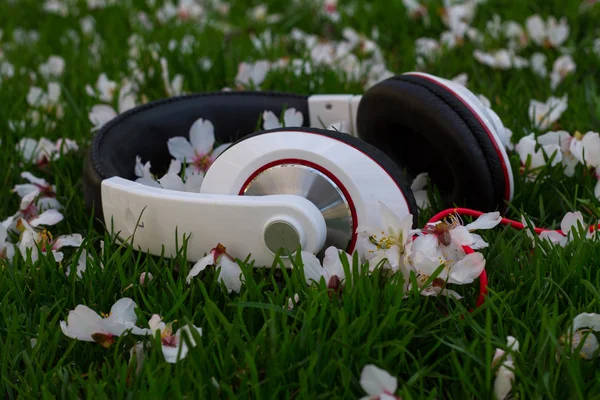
top-left (465, 211), bottom-right (501, 230)
top-left (167, 137), bottom-right (195, 162)
top-left (216, 255), bottom-right (243, 293)
top-left (53, 234), bottom-right (83, 249)
top-left (300, 251), bottom-right (326, 284)
top-left (322, 246), bottom-right (350, 280)
top-left (448, 252), bottom-right (485, 284)
top-left (184, 173), bottom-right (204, 192)
top-left (262, 110), bottom-right (281, 130)
top-left (29, 209), bottom-right (64, 227)
top-left (211, 143), bottom-right (231, 160)
top-left (359, 364), bottom-right (398, 397)
top-left (186, 252), bottom-right (215, 284)
top-left (573, 313), bottom-right (600, 332)
top-left (60, 305), bottom-right (104, 341)
top-left (109, 298), bottom-right (139, 325)
top-left (494, 362), bottom-right (515, 400)
top-left (167, 159), bottom-right (182, 174)
top-left (189, 118), bottom-right (216, 155)
top-left (560, 211), bottom-right (584, 235)
top-left (158, 173), bottom-right (186, 191)
top-left (89, 105), bottom-right (117, 129)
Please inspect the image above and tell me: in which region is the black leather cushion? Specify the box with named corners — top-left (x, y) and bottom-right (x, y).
top-left (356, 75), bottom-right (507, 212)
top-left (221, 126), bottom-right (419, 226)
top-left (83, 91), bottom-right (310, 222)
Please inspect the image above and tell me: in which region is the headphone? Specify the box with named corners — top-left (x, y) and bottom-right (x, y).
top-left (82, 72), bottom-right (513, 268)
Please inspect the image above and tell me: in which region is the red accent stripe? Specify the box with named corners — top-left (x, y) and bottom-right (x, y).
top-left (238, 158), bottom-right (360, 253)
top-left (413, 74), bottom-right (512, 205)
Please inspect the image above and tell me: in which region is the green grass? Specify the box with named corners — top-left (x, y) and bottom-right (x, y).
top-left (2, 0), bottom-right (600, 398)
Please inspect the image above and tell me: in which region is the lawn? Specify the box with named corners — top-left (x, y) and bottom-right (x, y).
top-left (2, 0), bottom-right (600, 398)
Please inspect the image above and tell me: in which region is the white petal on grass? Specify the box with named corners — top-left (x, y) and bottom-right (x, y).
top-left (216, 255), bottom-right (243, 293)
top-left (465, 212), bottom-right (502, 230)
top-left (448, 252), bottom-right (485, 284)
top-left (186, 253), bottom-right (214, 284)
top-left (560, 211), bottom-right (584, 236)
top-left (29, 209), bottom-right (64, 227)
top-left (53, 234), bottom-right (83, 249)
top-left (359, 364), bottom-right (398, 398)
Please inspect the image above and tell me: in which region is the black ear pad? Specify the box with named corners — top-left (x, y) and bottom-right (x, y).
top-left (356, 75), bottom-right (508, 212)
top-left (83, 91), bottom-right (310, 223)
top-left (216, 126), bottom-right (420, 226)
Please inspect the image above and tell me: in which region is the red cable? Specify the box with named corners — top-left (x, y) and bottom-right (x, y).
top-left (427, 207), bottom-right (565, 235)
top-left (425, 207), bottom-right (567, 309)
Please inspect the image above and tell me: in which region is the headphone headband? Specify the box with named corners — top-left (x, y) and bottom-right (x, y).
top-left (83, 90), bottom-right (365, 221)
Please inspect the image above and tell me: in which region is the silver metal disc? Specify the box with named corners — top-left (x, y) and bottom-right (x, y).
top-left (242, 164), bottom-right (353, 258)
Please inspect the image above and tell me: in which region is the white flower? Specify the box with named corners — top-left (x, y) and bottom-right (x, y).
top-left (134, 156), bottom-right (203, 192)
top-left (359, 364), bottom-right (400, 400)
top-left (402, 0), bottom-right (429, 25)
top-left (235, 60), bottom-right (271, 88)
top-left (66, 249), bottom-right (89, 278)
top-left (167, 118), bottom-right (231, 175)
top-left (529, 95), bottom-right (568, 130)
top-left (88, 79), bottom-right (137, 132)
top-left (3, 190), bottom-right (63, 233)
top-left (12, 172), bottom-right (56, 201)
top-left (60, 298), bottom-right (150, 347)
top-left (0, 223), bottom-right (15, 261)
top-left (129, 342), bottom-right (145, 377)
top-left (515, 133), bottom-right (562, 170)
top-left (560, 313), bottom-right (600, 359)
top-left (160, 57), bottom-right (183, 97)
top-left (415, 37), bottom-right (440, 66)
top-left (550, 55), bottom-right (576, 91)
top-left (186, 243), bottom-right (243, 293)
top-left (570, 131), bottom-right (600, 169)
top-left (85, 73), bottom-right (117, 103)
top-left (525, 14), bottom-right (569, 48)
top-left (262, 108), bottom-right (304, 130)
top-left (473, 49), bottom-right (529, 69)
top-left (38, 55), bottom-right (65, 78)
top-left (410, 172), bottom-right (429, 209)
top-left (530, 52), bottom-right (547, 77)
top-left (301, 246), bottom-right (353, 290)
top-left (140, 272), bottom-right (153, 286)
top-left (537, 130), bottom-right (579, 176)
top-left (492, 336), bottom-right (519, 400)
top-left (147, 314), bottom-right (202, 363)
top-left (451, 73), bottom-right (468, 87)
top-left (421, 211), bottom-right (502, 250)
top-left (18, 219), bottom-right (82, 263)
top-left (356, 202), bottom-right (415, 280)
top-left (286, 293), bottom-right (300, 310)
top-left (15, 137), bottom-right (77, 165)
top-left (26, 82), bottom-right (64, 119)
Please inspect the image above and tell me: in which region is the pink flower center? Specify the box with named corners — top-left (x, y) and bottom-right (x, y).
top-left (22, 203), bottom-right (39, 221)
top-left (193, 152), bottom-right (213, 173)
top-left (161, 335), bottom-right (178, 348)
top-left (35, 183), bottom-right (55, 198)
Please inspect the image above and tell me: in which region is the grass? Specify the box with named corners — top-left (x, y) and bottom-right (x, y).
top-left (2, 0), bottom-right (600, 398)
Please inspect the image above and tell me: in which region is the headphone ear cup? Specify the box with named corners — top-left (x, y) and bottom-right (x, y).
top-left (356, 73), bottom-right (513, 212)
top-left (201, 127), bottom-right (419, 254)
